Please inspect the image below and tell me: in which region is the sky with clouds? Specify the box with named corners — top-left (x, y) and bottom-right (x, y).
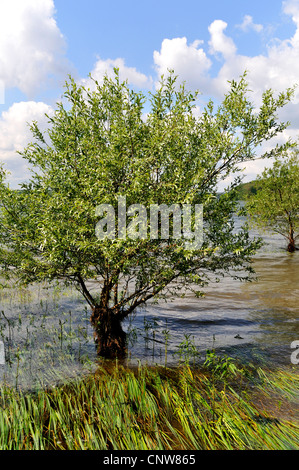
top-left (0, 0), bottom-right (299, 188)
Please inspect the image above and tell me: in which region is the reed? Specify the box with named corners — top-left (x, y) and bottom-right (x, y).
top-left (0, 284), bottom-right (297, 450)
top-left (0, 361), bottom-right (297, 450)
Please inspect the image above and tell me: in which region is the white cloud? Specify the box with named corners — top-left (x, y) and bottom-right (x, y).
top-left (0, 101), bottom-right (53, 187)
top-left (210, 2), bottom-right (299, 105)
top-left (236, 15), bottom-right (263, 33)
top-left (208, 20), bottom-right (237, 59)
top-left (153, 37), bottom-right (212, 89)
top-left (283, 0), bottom-right (299, 44)
top-left (81, 57), bottom-right (153, 90)
top-left (152, 6), bottom-right (299, 104)
top-left (0, 80), bottom-right (4, 105)
top-left (283, 0), bottom-right (299, 20)
top-left (0, 0), bottom-right (71, 97)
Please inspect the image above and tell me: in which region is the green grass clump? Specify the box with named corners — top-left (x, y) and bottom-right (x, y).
top-left (0, 361), bottom-right (298, 450)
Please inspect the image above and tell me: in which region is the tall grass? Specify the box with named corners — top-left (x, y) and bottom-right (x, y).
top-left (0, 361), bottom-right (298, 450)
top-left (0, 281), bottom-right (297, 449)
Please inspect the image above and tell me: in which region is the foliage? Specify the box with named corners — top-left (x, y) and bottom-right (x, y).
top-left (235, 179), bottom-right (262, 199)
top-left (204, 349), bottom-right (241, 379)
top-left (173, 334), bottom-right (199, 365)
top-left (245, 151), bottom-right (299, 251)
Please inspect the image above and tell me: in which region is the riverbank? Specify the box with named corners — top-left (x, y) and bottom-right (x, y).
top-left (0, 357), bottom-right (298, 450)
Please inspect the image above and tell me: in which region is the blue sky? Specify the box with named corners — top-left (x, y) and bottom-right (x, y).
top-left (1, 0), bottom-right (299, 188)
top-left (53, 0), bottom-right (295, 77)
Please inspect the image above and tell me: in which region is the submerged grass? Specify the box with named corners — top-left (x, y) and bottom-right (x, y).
top-left (0, 360), bottom-right (298, 450)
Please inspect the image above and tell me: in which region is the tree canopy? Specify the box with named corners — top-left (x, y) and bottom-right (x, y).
top-left (245, 151), bottom-right (299, 252)
top-left (0, 70), bottom-right (294, 357)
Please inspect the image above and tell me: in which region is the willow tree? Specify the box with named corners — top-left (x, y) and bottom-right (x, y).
top-left (246, 151), bottom-right (299, 252)
top-left (0, 71), bottom-right (294, 357)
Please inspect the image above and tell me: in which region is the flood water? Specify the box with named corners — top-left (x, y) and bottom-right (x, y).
top-left (128, 223), bottom-right (299, 369)
top-left (0, 215), bottom-right (298, 390)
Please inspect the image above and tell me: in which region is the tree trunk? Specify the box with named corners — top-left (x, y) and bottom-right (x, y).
top-left (288, 228), bottom-right (296, 253)
top-left (90, 306), bottom-right (127, 359)
top-left (287, 238), bottom-right (296, 252)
